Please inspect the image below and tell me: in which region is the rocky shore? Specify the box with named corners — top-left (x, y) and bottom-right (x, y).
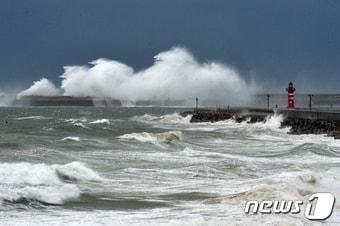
top-left (181, 108), bottom-right (340, 139)
top-left (281, 118), bottom-right (340, 138)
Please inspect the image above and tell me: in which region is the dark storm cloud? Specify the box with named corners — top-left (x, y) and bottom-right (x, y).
top-left (0, 0), bottom-right (339, 92)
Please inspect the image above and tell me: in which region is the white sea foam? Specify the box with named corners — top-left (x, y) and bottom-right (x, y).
top-left (65, 118), bottom-right (89, 128)
top-left (132, 113), bottom-right (191, 125)
top-left (65, 118), bottom-right (88, 123)
top-left (54, 162), bottom-right (104, 182)
top-left (62, 136), bottom-right (81, 142)
top-left (15, 116), bottom-right (47, 120)
top-left (89, 119), bottom-right (110, 125)
top-left (0, 162), bottom-right (103, 205)
top-left (0, 209), bottom-right (312, 226)
top-left (234, 168), bottom-right (340, 203)
top-left (192, 114), bottom-right (288, 133)
top-left (118, 131), bottom-right (182, 144)
top-left (263, 114), bottom-right (285, 128)
top-left (74, 123), bottom-right (88, 129)
top-left (238, 114), bottom-right (290, 133)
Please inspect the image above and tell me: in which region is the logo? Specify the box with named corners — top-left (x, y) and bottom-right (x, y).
top-left (244, 192), bottom-right (335, 221)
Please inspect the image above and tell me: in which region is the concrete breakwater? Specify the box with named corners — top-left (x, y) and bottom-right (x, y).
top-left (14, 96), bottom-right (122, 107)
top-left (180, 108), bottom-right (340, 139)
top-left (181, 108), bottom-right (273, 123)
top-left (13, 96), bottom-right (188, 107)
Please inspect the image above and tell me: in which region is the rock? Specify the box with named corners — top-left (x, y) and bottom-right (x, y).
top-left (182, 108), bottom-right (340, 139)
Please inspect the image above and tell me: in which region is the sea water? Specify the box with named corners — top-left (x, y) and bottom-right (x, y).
top-left (0, 107), bottom-right (340, 225)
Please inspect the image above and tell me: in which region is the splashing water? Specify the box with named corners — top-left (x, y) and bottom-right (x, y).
top-left (17, 78), bottom-right (61, 98)
top-left (118, 131), bottom-right (182, 145)
top-left (0, 162), bottom-right (103, 205)
top-left (17, 47), bottom-right (257, 105)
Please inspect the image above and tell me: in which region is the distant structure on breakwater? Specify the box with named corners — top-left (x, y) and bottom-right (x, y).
top-left (250, 94), bottom-right (340, 110)
top-left (9, 81), bottom-right (340, 109)
top-left (13, 96), bottom-right (188, 107)
top-left (14, 96), bottom-right (121, 107)
top-left (8, 94), bottom-right (340, 109)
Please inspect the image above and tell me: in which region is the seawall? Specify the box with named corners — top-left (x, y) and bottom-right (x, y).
top-left (13, 96), bottom-right (187, 107)
top-left (181, 108), bottom-right (340, 139)
top-left (279, 109), bottom-right (340, 138)
top-left (279, 109), bottom-right (340, 121)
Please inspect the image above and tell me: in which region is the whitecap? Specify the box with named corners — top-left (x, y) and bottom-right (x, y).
top-left (15, 116), bottom-right (46, 120)
top-left (89, 119), bottom-right (110, 125)
top-left (65, 118), bottom-right (88, 123)
top-left (0, 161), bottom-right (103, 205)
top-left (74, 123), bottom-right (88, 129)
top-left (61, 136), bottom-right (81, 142)
top-left (131, 113), bottom-right (191, 124)
top-left (118, 131), bottom-right (182, 144)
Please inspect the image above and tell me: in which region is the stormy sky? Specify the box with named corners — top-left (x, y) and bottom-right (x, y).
top-left (1, 0), bottom-right (340, 93)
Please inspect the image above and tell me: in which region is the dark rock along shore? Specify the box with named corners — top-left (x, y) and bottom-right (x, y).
top-left (180, 109), bottom-right (340, 139)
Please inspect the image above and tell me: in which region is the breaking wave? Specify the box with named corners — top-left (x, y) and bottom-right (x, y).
top-left (65, 118), bottom-right (88, 123)
top-left (238, 114), bottom-right (289, 132)
top-left (0, 162), bottom-right (103, 205)
top-left (62, 136), bottom-right (81, 142)
top-left (118, 131), bottom-right (182, 144)
top-left (89, 119), bottom-right (110, 125)
top-left (228, 168), bottom-right (340, 205)
top-left (17, 47), bottom-right (257, 105)
top-left (74, 123), bottom-right (88, 129)
top-left (15, 116), bottom-right (47, 120)
top-left (65, 118), bottom-right (89, 129)
top-left (132, 113), bottom-right (191, 125)
top-left (17, 78), bottom-right (61, 98)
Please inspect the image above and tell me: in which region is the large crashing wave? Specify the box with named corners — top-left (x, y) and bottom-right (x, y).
top-left (17, 78), bottom-right (61, 98)
top-left (17, 47), bottom-right (257, 105)
top-left (0, 161), bottom-right (103, 205)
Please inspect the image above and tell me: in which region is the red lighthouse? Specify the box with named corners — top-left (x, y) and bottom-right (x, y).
top-left (286, 81), bottom-right (296, 109)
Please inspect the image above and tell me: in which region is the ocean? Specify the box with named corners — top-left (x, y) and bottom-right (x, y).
top-left (0, 107), bottom-right (340, 225)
